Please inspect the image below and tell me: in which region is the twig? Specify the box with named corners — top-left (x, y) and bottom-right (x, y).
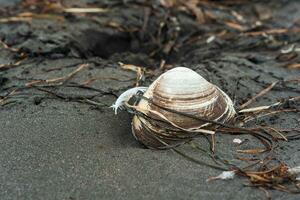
top-left (243, 109), bottom-right (298, 123)
top-left (239, 96), bottom-right (300, 113)
top-left (0, 16), bottom-right (32, 23)
top-left (63, 8), bottom-right (108, 13)
top-left (25, 63), bottom-right (89, 87)
top-left (0, 39), bottom-right (19, 52)
top-left (244, 28), bottom-right (300, 36)
top-left (0, 89), bottom-right (19, 105)
top-left (260, 126), bottom-right (288, 141)
top-left (0, 57), bottom-right (27, 70)
top-left (239, 81), bottom-right (278, 109)
top-left (119, 62), bottom-right (145, 86)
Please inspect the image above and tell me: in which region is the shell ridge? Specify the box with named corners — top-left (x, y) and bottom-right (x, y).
top-left (131, 67), bottom-right (236, 149)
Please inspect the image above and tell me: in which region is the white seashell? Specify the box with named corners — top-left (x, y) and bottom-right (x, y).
top-left (233, 138), bottom-right (242, 144)
top-left (206, 35), bottom-right (216, 43)
top-left (131, 67), bottom-right (236, 149)
top-left (110, 86), bottom-right (147, 114)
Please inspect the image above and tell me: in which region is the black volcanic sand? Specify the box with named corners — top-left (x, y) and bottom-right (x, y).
top-left (0, 1), bottom-right (300, 199)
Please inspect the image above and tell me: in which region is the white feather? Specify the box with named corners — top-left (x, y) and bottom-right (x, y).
top-left (216, 171), bottom-right (235, 179)
top-left (207, 171), bottom-right (235, 181)
top-left (110, 87), bottom-right (148, 114)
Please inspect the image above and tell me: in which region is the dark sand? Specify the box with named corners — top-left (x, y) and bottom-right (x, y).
top-left (0, 1), bottom-right (300, 199)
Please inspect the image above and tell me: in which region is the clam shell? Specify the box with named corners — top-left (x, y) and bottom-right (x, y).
top-left (132, 67), bottom-right (236, 149)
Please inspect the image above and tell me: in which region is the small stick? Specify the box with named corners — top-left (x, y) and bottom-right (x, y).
top-left (259, 126), bottom-right (288, 141)
top-left (0, 39), bottom-right (19, 52)
top-left (0, 16), bottom-right (32, 23)
top-left (63, 8), bottom-right (108, 13)
top-left (0, 58), bottom-right (27, 70)
top-left (49, 63), bottom-right (89, 84)
top-left (239, 81), bottom-right (278, 110)
top-left (243, 109), bottom-right (298, 123)
top-left (26, 63), bottom-right (89, 87)
top-left (244, 28), bottom-right (300, 36)
top-left (119, 62), bottom-right (145, 86)
top-left (239, 96), bottom-right (300, 113)
top-left (0, 89), bottom-right (19, 105)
